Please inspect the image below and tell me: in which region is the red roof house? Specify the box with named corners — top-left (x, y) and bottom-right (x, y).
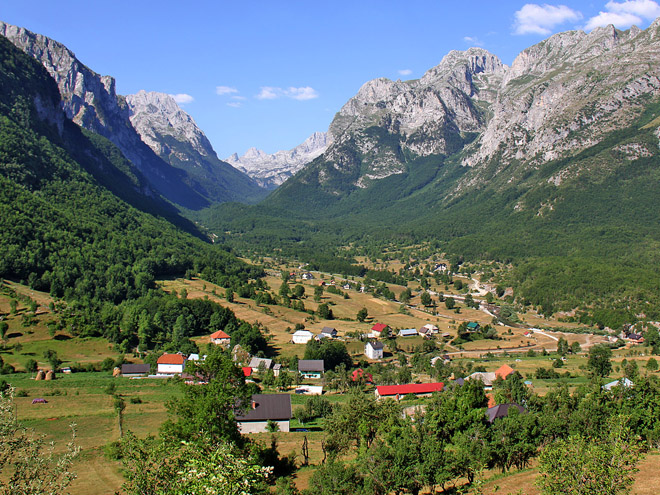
top-left (371, 323), bottom-right (389, 336)
top-left (210, 330), bottom-right (231, 346)
top-left (242, 367), bottom-right (253, 377)
top-left (157, 353), bottom-right (186, 374)
top-left (495, 364), bottom-right (515, 380)
top-left (375, 382), bottom-right (444, 400)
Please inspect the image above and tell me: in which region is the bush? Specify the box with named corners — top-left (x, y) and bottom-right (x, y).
top-left (129, 396), bottom-right (142, 404)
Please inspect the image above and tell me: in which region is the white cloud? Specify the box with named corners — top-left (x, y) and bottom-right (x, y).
top-left (606, 0), bottom-right (660, 17)
top-left (232, 95), bottom-right (247, 101)
top-left (170, 93), bottom-right (194, 104)
top-left (513, 4), bottom-right (583, 35)
top-left (216, 86), bottom-right (238, 95)
top-left (463, 36), bottom-right (485, 46)
top-left (398, 69), bottom-right (413, 76)
top-left (585, 0), bottom-right (660, 30)
top-left (227, 101), bottom-right (242, 108)
top-left (256, 87), bottom-right (280, 100)
top-left (256, 86), bottom-right (319, 100)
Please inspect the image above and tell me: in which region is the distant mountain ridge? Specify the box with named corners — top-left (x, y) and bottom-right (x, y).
top-left (226, 131), bottom-right (328, 189)
top-left (126, 91), bottom-right (266, 203)
top-left (0, 21), bottom-right (264, 208)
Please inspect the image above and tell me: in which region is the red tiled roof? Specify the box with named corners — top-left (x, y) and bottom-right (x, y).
top-left (210, 330), bottom-right (230, 339)
top-left (495, 364), bottom-right (515, 379)
top-left (242, 367), bottom-right (253, 377)
top-left (376, 382), bottom-right (444, 397)
top-left (371, 323), bottom-right (388, 332)
top-left (486, 393), bottom-right (496, 408)
top-left (157, 353), bottom-right (185, 365)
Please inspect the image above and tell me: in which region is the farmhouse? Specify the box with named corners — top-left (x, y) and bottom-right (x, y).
top-left (487, 403), bottom-right (527, 423)
top-left (121, 363), bottom-right (150, 377)
top-left (248, 357), bottom-right (273, 373)
top-left (399, 328), bottom-right (418, 337)
top-left (603, 378), bottom-right (634, 391)
top-left (465, 371), bottom-right (497, 388)
top-left (495, 364), bottom-right (515, 380)
top-left (370, 323), bottom-right (389, 338)
top-left (375, 382), bottom-right (444, 400)
top-left (292, 330), bottom-right (314, 344)
top-left (418, 324), bottom-right (439, 336)
top-left (298, 359), bottom-right (324, 379)
top-left (466, 322), bottom-right (480, 332)
top-left (301, 272), bottom-right (314, 280)
top-left (365, 341), bottom-right (384, 360)
top-left (156, 353), bottom-right (186, 375)
top-left (236, 394), bottom-right (292, 433)
top-left (210, 330), bottom-right (231, 346)
top-left (320, 326), bottom-right (338, 338)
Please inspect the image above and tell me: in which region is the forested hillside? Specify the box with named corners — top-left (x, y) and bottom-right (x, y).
top-left (0, 36), bottom-right (263, 345)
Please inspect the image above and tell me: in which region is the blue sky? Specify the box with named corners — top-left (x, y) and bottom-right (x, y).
top-left (2, 1), bottom-right (660, 157)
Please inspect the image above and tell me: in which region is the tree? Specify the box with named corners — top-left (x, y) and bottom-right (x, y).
top-left (399, 289), bottom-right (411, 304)
top-left (225, 288), bottom-right (234, 303)
top-left (646, 357), bottom-right (658, 373)
top-left (0, 388), bottom-right (79, 494)
top-left (114, 395), bottom-right (126, 438)
top-left (557, 337), bottom-right (569, 356)
top-left (421, 292), bottom-right (432, 307)
top-left (293, 285), bottom-right (305, 299)
top-left (314, 285), bottom-right (324, 302)
top-left (160, 346), bottom-right (250, 446)
top-left (304, 340), bottom-right (351, 372)
top-left (120, 433), bottom-right (270, 495)
top-left (587, 345), bottom-right (613, 378)
top-left (445, 297), bottom-right (455, 310)
top-left (0, 322), bottom-right (7, 340)
top-left (24, 358), bottom-right (38, 373)
top-left (317, 303), bottom-right (334, 320)
top-left (570, 341), bottom-right (581, 354)
top-left (276, 370), bottom-right (293, 391)
top-left (537, 416), bottom-right (642, 495)
top-left (356, 307), bottom-right (368, 322)
top-left (43, 349), bottom-right (61, 370)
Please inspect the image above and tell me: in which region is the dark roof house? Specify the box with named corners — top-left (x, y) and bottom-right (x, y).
top-left (487, 403), bottom-right (526, 423)
top-left (235, 394), bottom-right (292, 422)
top-left (298, 360), bottom-right (324, 372)
top-left (121, 364), bottom-right (151, 377)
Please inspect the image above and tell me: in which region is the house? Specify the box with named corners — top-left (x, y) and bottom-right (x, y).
top-left (603, 378), bottom-right (634, 391)
top-left (399, 328), bottom-right (418, 337)
top-left (375, 382), bottom-right (444, 400)
top-left (242, 367), bottom-right (253, 378)
top-left (121, 363), bottom-right (151, 377)
top-left (419, 324), bottom-right (439, 335)
top-left (370, 323), bottom-right (389, 338)
top-left (434, 263), bottom-right (448, 272)
top-left (466, 322), bottom-right (481, 332)
top-left (626, 333), bottom-right (644, 343)
top-left (351, 368), bottom-right (373, 383)
top-left (301, 272), bottom-right (314, 280)
top-left (292, 330), bottom-right (314, 344)
top-left (210, 330), bottom-right (231, 346)
top-left (248, 357), bottom-right (273, 373)
top-left (487, 403), bottom-right (527, 423)
top-left (320, 326), bottom-right (338, 338)
top-left (465, 371), bottom-right (497, 388)
top-left (272, 363), bottom-right (281, 377)
top-left (495, 364), bottom-right (515, 380)
top-left (236, 394), bottom-right (292, 433)
top-left (365, 341), bottom-right (384, 360)
top-left (343, 284), bottom-right (351, 290)
top-left (298, 360), bottom-right (324, 379)
top-left (157, 353), bottom-right (186, 375)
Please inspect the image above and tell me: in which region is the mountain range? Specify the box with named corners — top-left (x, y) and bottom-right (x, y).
top-left (225, 132), bottom-right (328, 190)
top-left (0, 21), bottom-right (265, 209)
top-left (3, 18), bottom-right (660, 317)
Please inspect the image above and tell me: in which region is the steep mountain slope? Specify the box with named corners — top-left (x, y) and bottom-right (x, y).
top-left (0, 34), bottom-right (259, 310)
top-left (0, 21), bottom-right (265, 208)
top-left (126, 91), bottom-right (266, 203)
top-left (225, 131), bottom-right (328, 189)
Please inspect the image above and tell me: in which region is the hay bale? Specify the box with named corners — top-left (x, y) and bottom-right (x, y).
top-left (112, 367), bottom-right (121, 377)
top-left (35, 370), bottom-right (45, 380)
top-left (45, 370), bottom-right (55, 380)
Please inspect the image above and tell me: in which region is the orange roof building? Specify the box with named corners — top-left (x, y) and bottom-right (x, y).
top-left (495, 364), bottom-right (515, 380)
top-left (210, 330), bottom-right (231, 345)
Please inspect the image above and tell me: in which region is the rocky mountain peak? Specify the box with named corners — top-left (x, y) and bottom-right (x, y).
top-left (126, 90), bottom-right (213, 159)
top-left (225, 132), bottom-right (328, 189)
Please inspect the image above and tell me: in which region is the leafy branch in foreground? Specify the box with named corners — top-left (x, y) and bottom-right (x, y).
top-left (0, 387), bottom-right (80, 495)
